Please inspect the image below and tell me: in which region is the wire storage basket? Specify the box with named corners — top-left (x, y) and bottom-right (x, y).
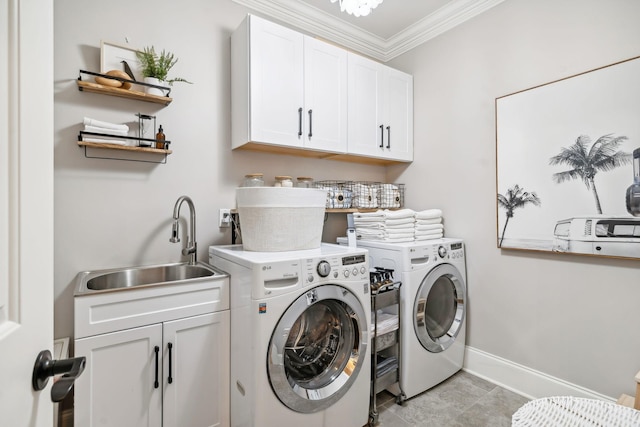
top-left (313, 180), bottom-right (353, 209)
top-left (312, 181), bottom-right (405, 210)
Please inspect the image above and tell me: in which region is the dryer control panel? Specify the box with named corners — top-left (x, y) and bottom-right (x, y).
top-left (303, 253), bottom-right (368, 285)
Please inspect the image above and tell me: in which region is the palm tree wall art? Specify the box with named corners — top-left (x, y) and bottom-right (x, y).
top-left (497, 185), bottom-right (541, 247)
top-left (549, 134), bottom-right (631, 214)
top-left (495, 54), bottom-right (640, 258)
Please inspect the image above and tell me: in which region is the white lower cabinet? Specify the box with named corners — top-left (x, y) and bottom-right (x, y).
top-left (75, 311), bottom-right (230, 427)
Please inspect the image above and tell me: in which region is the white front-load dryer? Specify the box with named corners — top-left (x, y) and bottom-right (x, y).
top-left (209, 243), bottom-right (371, 427)
top-left (338, 237), bottom-right (466, 400)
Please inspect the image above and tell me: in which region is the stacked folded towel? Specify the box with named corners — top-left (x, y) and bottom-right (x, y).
top-left (378, 184), bottom-right (402, 209)
top-left (82, 117), bottom-right (130, 146)
top-left (351, 183), bottom-right (378, 209)
top-left (353, 209), bottom-right (416, 242)
top-left (415, 209), bottom-right (444, 241)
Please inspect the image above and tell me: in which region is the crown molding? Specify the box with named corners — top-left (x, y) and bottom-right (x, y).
top-left (231, 0), bottom-right (506, 62)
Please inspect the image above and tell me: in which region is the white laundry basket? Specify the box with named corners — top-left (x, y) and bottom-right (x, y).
top-left (236, 187), bottom-right (326, 251)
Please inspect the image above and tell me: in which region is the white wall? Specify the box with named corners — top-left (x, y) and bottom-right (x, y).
top-left (53, 0), bottom-right (385, 341)
top-left (388, 0), bottom-right (640, 399)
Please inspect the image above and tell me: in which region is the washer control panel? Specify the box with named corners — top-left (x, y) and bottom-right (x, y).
top-left (429, 241), bottom-right (465, 261)
top-left (304, 253), bottom-right (368, 284)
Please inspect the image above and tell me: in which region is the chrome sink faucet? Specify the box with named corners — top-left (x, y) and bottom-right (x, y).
top-left (170, 196), bottom-right (197, 265)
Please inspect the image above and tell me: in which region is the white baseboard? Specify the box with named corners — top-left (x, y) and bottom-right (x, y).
top-left (463, 346), bottom-right (615, 402)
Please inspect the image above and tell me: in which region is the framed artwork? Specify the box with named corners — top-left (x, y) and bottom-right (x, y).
top-left (100, 40), bottom-right (142, 82)
top-left (496, 55), bottom-right (640, 260)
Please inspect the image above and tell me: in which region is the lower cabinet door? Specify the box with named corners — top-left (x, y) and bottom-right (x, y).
top-left (74, 323), bottom-right (163, 427)
top-left (162, 311), bottom-right (231, 427)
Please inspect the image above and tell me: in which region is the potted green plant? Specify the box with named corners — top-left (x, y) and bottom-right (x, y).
top-left (136, 46), bottom-right (192, 95)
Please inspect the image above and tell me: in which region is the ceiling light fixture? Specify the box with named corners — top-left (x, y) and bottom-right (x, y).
top-left (330, 0), bottom-right (383, 17)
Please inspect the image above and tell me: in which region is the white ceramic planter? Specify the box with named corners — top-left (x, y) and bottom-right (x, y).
top-left (143, 77), bottom-right (167, 96)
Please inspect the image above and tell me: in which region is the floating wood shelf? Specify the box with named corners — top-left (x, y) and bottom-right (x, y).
top-left (76, 70), bottom-right (173, 105)
top-left (76, 80), bottom-right (173, 106)
top-left (77, 139), bottom-right (172, 164)
top-left (77, 141), bottom-right (172, 155)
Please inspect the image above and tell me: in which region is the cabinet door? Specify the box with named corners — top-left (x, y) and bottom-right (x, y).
top-left (303, 37), bottom-right (347, 153)
top-left (382, 68), bottom-right (413, 162)
top-left (347, 53), bottom-right (383, 157)
top-left (249, 16), bottom-right (304, 147)
top-left (75, 324), bottom-right (163, 427)
top-left (162, 311), bottom-right (231, 427)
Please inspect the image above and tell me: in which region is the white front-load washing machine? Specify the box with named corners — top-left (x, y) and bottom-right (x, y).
top-left (209, 243), bottom-right (371, 427)
top-left (338, 237), bottom-right (466, 400)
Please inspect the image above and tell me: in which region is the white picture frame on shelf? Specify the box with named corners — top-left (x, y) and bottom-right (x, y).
top-left (100, 40), bottom-right (142, 82)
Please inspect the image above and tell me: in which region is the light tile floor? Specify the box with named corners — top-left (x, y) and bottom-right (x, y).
top-left (371, 371), bottom-right (530, 426)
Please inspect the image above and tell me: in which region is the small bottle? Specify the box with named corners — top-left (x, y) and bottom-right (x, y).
top-left (155, 125), bottom-right (166, 149)
top-left (274, 176), bottom-right (293, 187)
top-left (243, 173), bottom-right (264, 187)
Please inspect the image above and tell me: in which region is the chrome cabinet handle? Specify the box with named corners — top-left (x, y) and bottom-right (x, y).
top-left (308, 109), bottom-right (313, 139)
top-left (298, 107), bottom-right (303, 137)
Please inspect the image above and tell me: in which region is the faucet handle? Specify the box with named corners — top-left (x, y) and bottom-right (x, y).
top-left (170, 220), bottom-right (180, 243)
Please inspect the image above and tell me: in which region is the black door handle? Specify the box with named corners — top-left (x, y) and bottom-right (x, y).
top-left (379, 124), bottom-right (384, 148)
top-left (167, 342), bottom-right (173, 384)
top-left (32, 350), bottom-right (86, 402)
top-left (308, 109), bottom-right (313, 139)
top-left (154, 346), bottom-right (159, 389)
top-left (298, 107), bottom-right (303, 137)
top-left (386, 126), bottom-right (391, 149)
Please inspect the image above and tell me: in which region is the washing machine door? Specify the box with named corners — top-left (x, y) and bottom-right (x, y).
top-left (267, 284), bottom-right (368, 413)
top-left (414, 263), bottom-right (466, 353)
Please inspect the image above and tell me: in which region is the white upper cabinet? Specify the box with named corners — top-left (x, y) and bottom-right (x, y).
top-left (347, 53), bottom-right (413, 162)
top-left (231, 14), bottom-right (412, 164)
top-left (232, 15), bottom-right (347, 153)
top-left (303, 36), bottom-right (348, 153)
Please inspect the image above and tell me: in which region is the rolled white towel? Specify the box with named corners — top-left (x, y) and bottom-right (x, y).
top-left (415, 209), bottom-right (443, 220)
top-left (83, 125), bottom-right (129, 136)
top-left (83, 117), bottom-right (129, 132)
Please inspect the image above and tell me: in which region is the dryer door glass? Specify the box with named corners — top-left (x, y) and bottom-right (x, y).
top-left (414, 263), bottom-right (465, 353)
top-left (267, 285), bottom-right (368, 413)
